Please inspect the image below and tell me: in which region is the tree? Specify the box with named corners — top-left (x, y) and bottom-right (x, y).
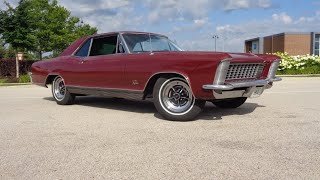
top-left (0, 1), bottom-right (36, 77)
top-left (0, 37), bottom-right (16, 60)
top-left (52, 17), bottom-right (97, 54)
top-left (25, 0), bottom-right (97, 59)
top-left (0, 1), bottom-right (35, 51)
top-left (0, 46), bottom-right (5, 59)
top-left (5, 45), bottom-right (16, 59)
top-left (0, 38), bottom-right (5, 59)
top-left (0, 0), bottom-right (97, 60)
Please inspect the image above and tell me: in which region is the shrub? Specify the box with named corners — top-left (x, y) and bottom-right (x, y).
top-left (0, 59), bottom-right (16, 77)
top-left (18, 74), bottom-right (31, 83)
top-left (274, 52), bottom-right (320, 75)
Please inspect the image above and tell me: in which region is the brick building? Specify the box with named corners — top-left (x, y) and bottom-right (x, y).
top-left (245, 32), bottom-right (320, 56)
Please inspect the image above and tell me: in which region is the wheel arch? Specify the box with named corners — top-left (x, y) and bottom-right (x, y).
top-left (45, 74), bottom-right (60, 87)
top-left (143, 72), bottom-right (193, 99)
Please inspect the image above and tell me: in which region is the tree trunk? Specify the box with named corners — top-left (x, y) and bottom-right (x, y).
top-left (39, 51), bottom-right (42, 60)
top-left (15, 53), bottom-right (19, 78)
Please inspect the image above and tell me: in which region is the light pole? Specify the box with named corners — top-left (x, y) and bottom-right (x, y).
top-left (78, 18), bottom-right (84, 26)
top-left (212, 35), bottom-right (219, 52)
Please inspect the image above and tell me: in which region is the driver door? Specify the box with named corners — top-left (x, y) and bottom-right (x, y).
top-left (65, 34), bottom-right (125, 89)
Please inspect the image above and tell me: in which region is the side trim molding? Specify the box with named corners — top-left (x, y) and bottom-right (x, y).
top-left (66, 86), bottom-right (144, 100)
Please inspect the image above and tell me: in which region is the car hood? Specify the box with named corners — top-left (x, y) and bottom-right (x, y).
top-left (149, 51), bottom-right (280, 63)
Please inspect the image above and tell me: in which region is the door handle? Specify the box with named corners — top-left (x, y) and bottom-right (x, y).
top-left (80, 59), bottom-right (87, 64)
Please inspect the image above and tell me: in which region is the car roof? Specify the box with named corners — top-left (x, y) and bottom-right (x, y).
top-left (59, 31), bottom-right (169, 57)
top-left (89, 31), bottom-right (168, 38)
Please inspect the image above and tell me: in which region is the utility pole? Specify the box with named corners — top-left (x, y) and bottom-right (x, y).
top-left (212, 35), bottom-right (219, 52)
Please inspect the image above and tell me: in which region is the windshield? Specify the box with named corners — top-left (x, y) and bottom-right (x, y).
top-left (122, 33), bottom-right (183, 53)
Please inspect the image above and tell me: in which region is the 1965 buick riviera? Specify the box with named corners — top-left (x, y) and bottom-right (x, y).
top-left (32, 31), bottom-right (281, 121)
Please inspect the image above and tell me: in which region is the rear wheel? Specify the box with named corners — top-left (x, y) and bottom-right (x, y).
top-left (211, 97), bottom-right (247, 109)
top-left (52, 76), bottom-right (75, 105)
top-left (153, 77), bottom-right (205, 121)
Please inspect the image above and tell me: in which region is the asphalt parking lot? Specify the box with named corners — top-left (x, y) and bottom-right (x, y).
top-left (0, 77), bottom-right (320, 179)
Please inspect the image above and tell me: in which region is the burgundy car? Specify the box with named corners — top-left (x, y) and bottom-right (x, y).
top-left (32, 31), bottom-right (281, 121)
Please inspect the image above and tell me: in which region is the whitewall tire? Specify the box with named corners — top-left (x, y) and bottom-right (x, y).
top-left (153, 77), bottom-right (205, 121)
top-left (52, 76), bottom-right (75, 105)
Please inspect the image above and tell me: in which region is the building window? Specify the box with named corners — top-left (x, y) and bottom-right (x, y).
top-left (315, 34), bottom-right (320, 56)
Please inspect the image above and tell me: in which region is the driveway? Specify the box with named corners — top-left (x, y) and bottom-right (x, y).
top-left (0, 77), bottom-right (320, 179)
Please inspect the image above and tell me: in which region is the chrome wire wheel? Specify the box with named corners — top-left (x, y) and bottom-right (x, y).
top-left (159, 78), bottom-right (195, 115)
top-left (53, 77), bottom-right (66, 101)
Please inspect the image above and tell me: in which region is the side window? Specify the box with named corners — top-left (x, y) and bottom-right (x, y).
top-left (132, 42), bottom-right (143, 52)
top-left (90, 36), bottom-right (118, 56)
top-left (132, 41), bottom-right (151, 52)
top-left (75, 39), bottom-right (91, 57)
top-left (151, 38), bottom-right (171, 51)
top-left (169, 43), bottom-right (179, 51)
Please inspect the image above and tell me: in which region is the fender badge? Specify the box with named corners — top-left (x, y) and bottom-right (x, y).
top-left (132, 80), bottom-right (139, 85)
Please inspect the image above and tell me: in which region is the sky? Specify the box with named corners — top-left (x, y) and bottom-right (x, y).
top-left (1, 0), bottom-right (320, 52)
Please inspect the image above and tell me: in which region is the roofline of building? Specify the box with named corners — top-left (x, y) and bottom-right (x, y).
top-left (245, 32), bottom-right (320, 42)
top-left (245, 37), bottom-right (260, 42)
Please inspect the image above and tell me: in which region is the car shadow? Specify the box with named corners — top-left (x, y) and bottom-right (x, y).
top-left (198, 103), bottom-right (265, 121)
top-left (44, 96), bottom-right (156, 114)
top-left (43, 96), bottom-right (265, 121)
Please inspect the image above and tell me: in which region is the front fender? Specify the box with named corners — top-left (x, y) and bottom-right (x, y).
top-left (188, 61), bottom-right (220, 100)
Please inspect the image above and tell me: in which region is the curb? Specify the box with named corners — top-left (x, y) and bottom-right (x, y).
top-left (0, 83), bottom-right (32, 86)
top-left (278, 74), bottom-right (320, 77)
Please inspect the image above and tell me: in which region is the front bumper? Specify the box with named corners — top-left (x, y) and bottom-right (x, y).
top-left (203, 59), bottom-right (282, 99)
top-left (203, 77), bottom-right (282, 90)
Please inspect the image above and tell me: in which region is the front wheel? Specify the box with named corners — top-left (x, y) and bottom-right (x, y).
top-left (211, 97), bottom-right (247, 109)
top-left (52, 76), bottom-right (75, 105)
top-left (153, 77), bottom-right (205, 121)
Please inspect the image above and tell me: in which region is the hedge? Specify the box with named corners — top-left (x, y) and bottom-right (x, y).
top-left (0, 59), bottom-right (35, 77)
top-left (274, 52), bottom-right (320, 75)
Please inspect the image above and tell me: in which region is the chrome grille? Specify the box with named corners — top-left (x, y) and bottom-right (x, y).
top-left (225, 63), bottom-right (265, 80)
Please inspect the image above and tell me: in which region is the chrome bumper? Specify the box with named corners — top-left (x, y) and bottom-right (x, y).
top-left (203, 59), bottom-right (282, 99)
top-left (203, 77), bottom-right (282, 90)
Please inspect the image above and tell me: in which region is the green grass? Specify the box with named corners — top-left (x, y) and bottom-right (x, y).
top-left (0, 78), bottom-right (7, 83)
top-left (0, 83), bottom-right (31, 87)
top-left (0, 74), bottom-right (31, 86)
top-left (277, 74), bottom-right (320, 78)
